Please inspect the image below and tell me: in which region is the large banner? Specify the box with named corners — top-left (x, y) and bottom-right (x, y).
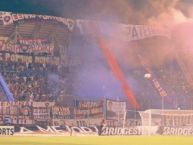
top-left (33, 102), bottom-right (55, 122)
top-left (13, 125), bottom-right (142, 136)
top-left (14, 125), bottom-right (99, 136)
top-left (0, 12), bottom-right (75, 31)
top-left (12, 125), bottom-right (152, 136)
top-left (13, 125), bottom-right (193, 136)
top-left (52, 106), bottom-right (73, 119)
top-left (106, 99), bottom-right (126, 121)
top-left (0, 102), bottom-right (33, 125)
top-left (74, 100), bottom-right (104, 119)
top-left (0, 37), bottom-right (54, 54)
top-left (0, 52), bottom-right (59, 64)
top-left (77, 20), bottom-right (170, 41)
top-left (3, 124), bottom-right (193, 136)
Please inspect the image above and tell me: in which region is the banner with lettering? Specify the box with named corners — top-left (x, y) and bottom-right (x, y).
top-left (0, 12), bottom-right (75, 31)
top-left (14, 125), bottom-right (99, 136)
top-left (0, 37), bottom-right (54, 54)
top-left (33, 102), bottom-right (55, 122)
top-left (77, 20), bottom-right (170, 41)
top-left (160, 126), bottom-right (193, 136)
top-left (0, 52), bottom-right (59, 64)
top-left (12, 125), bottom-right (157, 136)
top-left (11, 125), bottom-right (193, 136)
top-left (0, 126), bottom-right (14, 135)
top-left (0, 101), bottom-right (33, 125)
top-left (106, 99), bottom-right (126, 121)
top-left (74, 100), bottom-right (104, 119)
top-left (52, 106), bottom-right (73, 119)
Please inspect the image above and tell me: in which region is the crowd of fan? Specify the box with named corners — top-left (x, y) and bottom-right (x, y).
top-left (0, 59), bottom-right (59, 101)
top-left (129, 59), bottom-right (192, 110)
top-left (142, 60), bottom-right (191, 109)
top-left (0, 55), bottom-right (191, 107)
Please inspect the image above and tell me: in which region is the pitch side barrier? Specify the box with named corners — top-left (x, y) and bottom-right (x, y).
top-left (1, 125), bottom-right (193, 136)
top-left (0, 125), bottom-right (142, 136)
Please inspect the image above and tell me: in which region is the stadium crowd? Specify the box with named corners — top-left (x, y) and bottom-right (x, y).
top-left (126, 59), bottom-right (192, 110)
top-left (0, 58), bottom-right (59, 101)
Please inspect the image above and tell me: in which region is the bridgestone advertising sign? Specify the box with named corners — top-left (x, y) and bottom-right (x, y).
top-left (2, 125), bottom-right (193, 136)
top-left (161, 126), bottom-right (193, 136)
top-left (101, 127), bottom-right (142, 135)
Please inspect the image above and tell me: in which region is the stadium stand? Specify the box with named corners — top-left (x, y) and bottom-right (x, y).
top-left (0, 12), bottom-right (193, 138)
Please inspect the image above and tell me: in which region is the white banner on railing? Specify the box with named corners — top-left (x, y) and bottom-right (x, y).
top-left (77, 20), bottom-right (170, 41)
top-left (0, 12), bottom-right (75, 31)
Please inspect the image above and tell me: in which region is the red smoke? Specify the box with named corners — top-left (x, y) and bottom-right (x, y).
top-left (91, 24), bottom-right (139, 109)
